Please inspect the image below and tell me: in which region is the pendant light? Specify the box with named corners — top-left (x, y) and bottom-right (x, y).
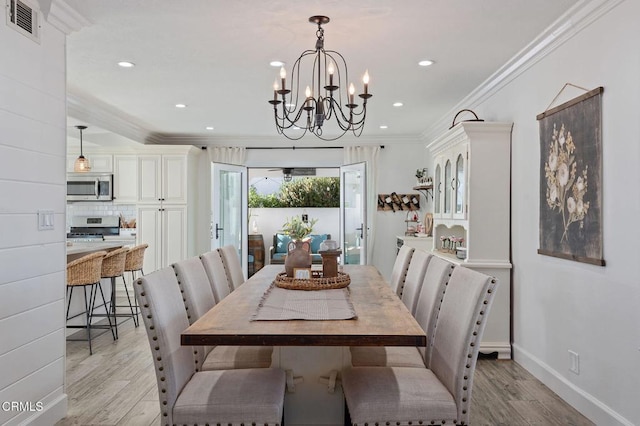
top-left (73, 125), bottom-right (91, 172)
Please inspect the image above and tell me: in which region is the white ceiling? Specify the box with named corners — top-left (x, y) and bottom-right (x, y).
top-left (65, 0), bottom-right (579, 147)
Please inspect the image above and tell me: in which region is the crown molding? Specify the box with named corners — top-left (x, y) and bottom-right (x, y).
top-left (46, 0), bottom-right (90, 34)
top-left (420, 0), bottom-right (625, 143)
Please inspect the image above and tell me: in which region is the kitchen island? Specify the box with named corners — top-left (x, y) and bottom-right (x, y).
top-left (66, 241), bottom-right (124, 262)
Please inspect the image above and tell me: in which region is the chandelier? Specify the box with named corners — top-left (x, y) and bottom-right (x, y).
top-left (268, 16), bottom-right (372, 141)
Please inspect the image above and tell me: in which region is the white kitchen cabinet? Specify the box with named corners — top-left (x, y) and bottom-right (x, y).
top-left (113, 155), bottom-right (138, 203)
top-left (138, 154), bottom-right (187, 204)
top-left (427, 121), bottom-right (513, 359)
top-left (66, 154), bottom-right (113, 173)
top-left (137, 205), bottom-right (187, 272)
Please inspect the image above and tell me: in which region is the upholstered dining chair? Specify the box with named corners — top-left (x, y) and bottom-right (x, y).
top-left (400, 249), bottom-right (432, 314)
top-left (389, 245), bottom-right (414, 296)
top-left (342, 266), bottom-right (498, 426)
top-left (200, 249), bottom-right (231, 302)
top-left (349, 251), bottom-right (439, 369)
top-left (414, 255), bottom-right (455, 368)
top-left (218, 245), bottom-right (245, 291)
top-left (134, 266), bottom-right (286, 425)
top-left (172, 257), bottom-right (273, 371)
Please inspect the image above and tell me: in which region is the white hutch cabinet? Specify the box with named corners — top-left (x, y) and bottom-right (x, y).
top-left (428, 121), bottom-right (513, 359)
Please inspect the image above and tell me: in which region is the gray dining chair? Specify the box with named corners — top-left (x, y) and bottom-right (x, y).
top-left (349, 251), bottom-right (440, 369)
top-left (342, 266), bottom-right (498, 425)
top-left (400, 249), bottom-right (432, 314)
top-left (218, 245), bottom-right (245, 291)
top-left (389, 244), bottom-right (414, 296)
top-left (172, 257), bottom-right (273, 371)
top-left (415, 255), bottom-right (455, 367)
top-left (134, 266), bottom-right (285, 425)
top-left (200, 249), bottom-right (231, 302)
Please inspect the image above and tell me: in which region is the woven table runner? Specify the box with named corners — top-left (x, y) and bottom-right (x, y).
top-left (251, 284), bottom-right (357, 321)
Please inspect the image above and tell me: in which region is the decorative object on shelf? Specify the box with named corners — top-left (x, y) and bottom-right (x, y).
top-left (73, 125), bottom-right (91, 172)
top-left (268, 15), bottom-right (372, 141)
top-left (273, 270), bottom-right (351, 290)
top-left (449, 109), bottom-right (484, 129)
top-left (377, 193), bottom-right (420, 212)
top-left (438, 235), bottom-right (464, 253)
top-left (423, 213), bottom-right (434, 237)
top-left (415, 168), bottom-right (432, 186)
top-left (280, 216), bottom-right (318, 277)
top-left (537, 85), bottom-right (605, 266)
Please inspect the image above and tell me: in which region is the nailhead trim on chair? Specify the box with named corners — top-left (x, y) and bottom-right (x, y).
top-left (136, 278), bottom-right (172, 423)
top-left (172, 264), bottom-right (204, 372)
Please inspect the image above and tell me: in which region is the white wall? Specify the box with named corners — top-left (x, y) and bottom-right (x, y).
top-left (425, 1), bottom-right (639, 424)
top-left (0, 6), bottom-right (68, 425)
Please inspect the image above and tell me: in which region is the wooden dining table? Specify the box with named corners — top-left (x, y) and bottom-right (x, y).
top-left (181, 264), bottom-right (426, 426)
top-left (181, 264), bottom-right (426, 347)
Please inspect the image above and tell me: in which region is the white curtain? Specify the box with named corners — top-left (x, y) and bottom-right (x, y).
top-left (344, 145), bottom-right (380, 264)
top-left (207, 146), bottom-right (247, 165)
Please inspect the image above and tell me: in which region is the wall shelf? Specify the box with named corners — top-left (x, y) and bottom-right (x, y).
top-left (412, 184), bottom-right (433, 201)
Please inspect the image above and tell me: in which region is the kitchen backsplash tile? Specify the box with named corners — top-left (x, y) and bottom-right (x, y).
top-left (66, 202), bottom-right (136, 232)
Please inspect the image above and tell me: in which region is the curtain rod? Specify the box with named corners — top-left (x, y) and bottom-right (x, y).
top-left (201, 145), bottom-right (384, 150)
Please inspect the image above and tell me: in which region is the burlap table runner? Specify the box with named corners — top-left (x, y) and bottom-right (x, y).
top-left (251, 283), bottom-right (357, 321)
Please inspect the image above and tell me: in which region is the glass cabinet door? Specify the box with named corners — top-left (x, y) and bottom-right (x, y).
top-left (455, 153), bottom-right (465, 216)
top-left (444, 160), bottom-right (451, 215)
top-left (434, 163), bottom-right (442, 216)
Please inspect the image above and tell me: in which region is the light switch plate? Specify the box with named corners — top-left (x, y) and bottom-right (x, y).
top-left (38, 210), bottom-right (55, 230)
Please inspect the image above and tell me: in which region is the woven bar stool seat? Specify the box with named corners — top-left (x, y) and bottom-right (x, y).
top-left (120, 243), bottom-right (148, 327)
top-left (98, 247), bottom-right (130, 339)
top-left (66, 251), bottom-right (114, 354)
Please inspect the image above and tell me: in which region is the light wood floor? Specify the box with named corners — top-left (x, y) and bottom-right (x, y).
top-left (57, 317), bottom-right (594, 426)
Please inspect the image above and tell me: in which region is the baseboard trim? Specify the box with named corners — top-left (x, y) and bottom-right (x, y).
top-left (480, 342), bottom-right (511, 359)
top-left (513, 343), bottom-right (634, 426)
top-left (6, 391), bottom-right (67, 426)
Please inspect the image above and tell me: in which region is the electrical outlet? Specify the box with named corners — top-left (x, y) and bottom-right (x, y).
top-left (568, 350), bottom-right (580, 375)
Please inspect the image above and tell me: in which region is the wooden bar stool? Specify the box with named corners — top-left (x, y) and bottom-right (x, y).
top-left (66, 251), bottom-right (114, 354)
top-left (99, 247), bottom-right (129, 340)
top-left (121, 243), bottom-right (148, 327)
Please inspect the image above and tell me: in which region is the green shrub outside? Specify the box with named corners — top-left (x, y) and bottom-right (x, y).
top-left (249, 177), bottom-right (339, 208)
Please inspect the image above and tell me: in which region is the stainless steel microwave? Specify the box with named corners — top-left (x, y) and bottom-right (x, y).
top-left (67, 173), bottom-right (114, 201)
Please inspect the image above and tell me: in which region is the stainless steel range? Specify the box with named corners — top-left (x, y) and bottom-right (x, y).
top-left (67, 216), bottom-right (131, 242)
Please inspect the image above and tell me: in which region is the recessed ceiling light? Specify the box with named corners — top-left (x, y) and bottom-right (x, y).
top-left (205, 126), bottom-right (214, 130)
top-left (270, 61), bottom-right (285, 67)
top-left (418, 60), bottom-right (434, 67)
top-left (379, 125), bottom-right (388, 129)
top-left (393, 102), bottom-right (403, 107)
top-left (175, 103), bottom-right (187, 108)
top-left (117, 61), bottom-right (135, 68)
top-left (285, 103), bottom-right (296, 108)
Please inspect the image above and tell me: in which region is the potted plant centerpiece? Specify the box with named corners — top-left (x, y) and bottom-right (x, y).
top-left (281, 216), bottom-right (318, 277)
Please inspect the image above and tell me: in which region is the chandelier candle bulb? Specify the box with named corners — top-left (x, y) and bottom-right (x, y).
top-left (363, 70), bottom-right (369, 95)
top-left (273, 80), bottom-right (278, 101)
top-left (349, 83), bottom-right (355, 106)
top-left (280, 67), bottom-right (286, 91)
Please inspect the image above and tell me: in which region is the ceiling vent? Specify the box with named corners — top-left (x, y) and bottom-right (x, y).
top-left (6, 0), bottom-right (40, 43)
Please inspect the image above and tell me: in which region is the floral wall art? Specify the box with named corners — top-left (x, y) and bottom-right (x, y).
top-left (537, 87), bottom-right (605, 266)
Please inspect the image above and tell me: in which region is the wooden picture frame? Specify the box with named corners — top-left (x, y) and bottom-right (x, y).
top-left (537, 87), bottom-right (605, 266)
top-left (293, 268), bottom-right (312, 279)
